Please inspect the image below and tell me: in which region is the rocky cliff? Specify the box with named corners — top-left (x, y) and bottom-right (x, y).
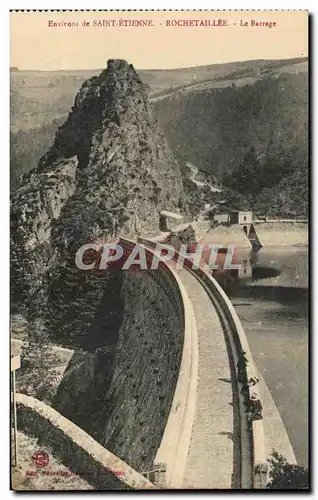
top-left (11, 59), bottom-right (185, 334)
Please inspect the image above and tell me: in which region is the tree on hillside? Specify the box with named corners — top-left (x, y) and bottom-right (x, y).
top-left (220, 187), bottom-right (250, 211)
top-left (223, 138), bottom-right (308, 217)
top-left (267, 451), bottom-right (309, 490)
top-left (259, 143), bottom-right (296, 191)
top-left (273, 161), bottom-right (308, 217)
top-left (254, 187), bottom-right (278, 220)
top-left (227, 146), bottom-right (260, 199)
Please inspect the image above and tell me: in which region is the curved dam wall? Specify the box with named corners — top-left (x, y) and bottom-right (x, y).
top-left (54, 242), bottom-right (186, 477)
top-left (97, 264), bottom-right (184, 472)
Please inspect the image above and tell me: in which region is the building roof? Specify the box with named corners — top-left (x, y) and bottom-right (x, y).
top-left (230, 210), bottom-right (252, 213)
top-left (200, 206), bottom-right (252, 217)
top-left (160, 210), bottom-right (183, 220)
top-left (203, 205), bottom-right (233, 214)
top-left (200, 204), bottom-right (218, 215)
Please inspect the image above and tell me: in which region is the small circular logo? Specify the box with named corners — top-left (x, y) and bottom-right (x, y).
top-left (32, 450), bottom-right (49, 468)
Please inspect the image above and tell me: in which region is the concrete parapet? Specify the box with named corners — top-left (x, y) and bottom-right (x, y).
top-left (252, 420), bottom-right (268, 489)
top-left (189, 266), bottom-right (268, 488)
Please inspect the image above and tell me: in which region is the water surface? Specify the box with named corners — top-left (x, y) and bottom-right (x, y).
top-left (229, 247), bottom-right (308, 468)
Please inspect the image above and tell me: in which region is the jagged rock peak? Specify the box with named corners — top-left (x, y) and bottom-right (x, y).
top-left (11, 59), bottom-right (186, 311)
top-left (98, 59), bottom-right (144, 84)
top-left (75, 58), bottom-right (148, 109)
top-left (38, 59), bottom-right (151, 171)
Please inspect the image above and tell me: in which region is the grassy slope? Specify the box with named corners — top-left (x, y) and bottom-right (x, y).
top-left (10, 57), bottom-right (307, 131)
top-left (12, 431), bottom-right (92, 490)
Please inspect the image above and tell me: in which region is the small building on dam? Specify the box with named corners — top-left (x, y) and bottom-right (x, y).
top-left (229, 210), bottom-right (253, 225)
top-left (201, 205), bottom-right (253, 226)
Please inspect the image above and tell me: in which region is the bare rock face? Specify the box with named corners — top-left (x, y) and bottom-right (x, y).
top-left (11, 157), bottom-right (78, 306)
top-left (11, 60), bottom-right (186, 326)
top-left (38, 59), bottom-right (185, 258)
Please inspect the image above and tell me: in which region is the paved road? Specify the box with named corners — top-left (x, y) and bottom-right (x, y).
top-left (177, 269), bottom-right (240, 489)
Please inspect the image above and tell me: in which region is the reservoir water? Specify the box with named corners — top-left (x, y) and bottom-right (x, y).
top-left (228, 247), bottom-right (308, 468)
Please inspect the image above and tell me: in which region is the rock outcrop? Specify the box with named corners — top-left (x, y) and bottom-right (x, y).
top-left (11, 59), bottom-right (186, 336)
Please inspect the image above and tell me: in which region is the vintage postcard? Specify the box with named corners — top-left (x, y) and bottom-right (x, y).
top-left (10, 10), bottom-right (309, 490)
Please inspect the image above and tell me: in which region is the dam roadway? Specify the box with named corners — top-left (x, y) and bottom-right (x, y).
top-left (135, 236), bottom-right (296, 489)
top-left (177, 268), bottom-right (238, 489)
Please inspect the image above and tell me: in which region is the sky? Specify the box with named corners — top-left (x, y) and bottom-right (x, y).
top-left (10, 10), bottom-right (308, 71)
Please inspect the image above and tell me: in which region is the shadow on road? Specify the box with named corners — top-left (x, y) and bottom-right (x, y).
top-left (218, 377), bottom-right (232, 384)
